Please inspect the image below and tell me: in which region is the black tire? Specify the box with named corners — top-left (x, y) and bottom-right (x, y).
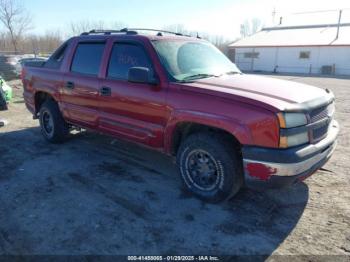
top-left (39, 99), bottom-right (69, 143)
top-left (0, 87), bottom-right (7, 111)
top-left (177, 132), bottom-right (243, 202)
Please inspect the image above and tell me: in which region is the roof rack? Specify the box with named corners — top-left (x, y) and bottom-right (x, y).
top-left (124, 28), bottom-right (201, 38)
top-left (122, 28), bottom-right (186, 36)
top-left (80, 28), bottom-right (195, 38)
top-left (80, 29), bottom-right (137, 36)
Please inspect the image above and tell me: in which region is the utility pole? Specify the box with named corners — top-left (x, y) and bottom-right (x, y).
top-left (335, 9), bottom-right (342, 40)
top-left (272, 7), bottom-right (276, 25)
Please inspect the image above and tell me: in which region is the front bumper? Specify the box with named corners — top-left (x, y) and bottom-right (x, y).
top-left (242, 120), bottom-right (339, 188)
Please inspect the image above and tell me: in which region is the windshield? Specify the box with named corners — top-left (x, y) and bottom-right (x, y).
top-left (152, 40), bottom-right (240, 81)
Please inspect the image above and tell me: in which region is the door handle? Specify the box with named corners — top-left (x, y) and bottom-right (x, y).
top-left (100, 86), bottom-right (111, 96)
top-left (66, 81), bottom-right (75, 89)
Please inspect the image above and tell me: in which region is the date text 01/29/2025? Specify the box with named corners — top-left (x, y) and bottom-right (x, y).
top-left (127, 256), bottom-right (220, 261)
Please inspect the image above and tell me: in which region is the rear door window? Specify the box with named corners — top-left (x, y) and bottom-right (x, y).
top-left (71, 42), bottom-right (105, 76)
top-left (107, 43), bottom-right (152, 80)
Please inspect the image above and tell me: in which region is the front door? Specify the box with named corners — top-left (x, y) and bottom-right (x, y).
top-left (99, 42), bottom-right (168, 148)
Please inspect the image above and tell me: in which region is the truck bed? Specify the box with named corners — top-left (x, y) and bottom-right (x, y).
top-left (24, 61), bottom-right (46, 68)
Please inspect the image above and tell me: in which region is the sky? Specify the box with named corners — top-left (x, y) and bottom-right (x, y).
top-left (23, 0), bottom-right (350, 40)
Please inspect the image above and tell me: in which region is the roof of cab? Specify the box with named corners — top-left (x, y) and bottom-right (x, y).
top-left (77, 28), bottom-right (203, 42)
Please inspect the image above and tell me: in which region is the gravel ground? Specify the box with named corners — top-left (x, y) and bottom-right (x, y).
top-left (0, 75), bottom-right (349, 258)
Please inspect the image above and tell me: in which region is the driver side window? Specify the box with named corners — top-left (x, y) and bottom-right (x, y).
top-left (107, 43), bottom-right (153, 80)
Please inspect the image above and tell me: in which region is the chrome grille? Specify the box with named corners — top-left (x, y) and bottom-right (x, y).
top-left (309, 102), bottom-right (334, 143)
top-left (310, 105), bottom-right (328, 123)
top-left (312, 123), bottom-right (329, 141)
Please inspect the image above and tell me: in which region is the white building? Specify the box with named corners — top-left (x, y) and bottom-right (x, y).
top-left (228, 23), bottom-right (350, 76)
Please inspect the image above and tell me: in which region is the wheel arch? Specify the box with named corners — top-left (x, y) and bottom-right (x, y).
top-left (34, 91), bottom-right (58, 117)
top-left (164, 111), bottom-right (252, 156)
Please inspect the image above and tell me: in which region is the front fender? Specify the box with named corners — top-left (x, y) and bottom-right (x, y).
top-left (164, 109), bottom-right (252, 154)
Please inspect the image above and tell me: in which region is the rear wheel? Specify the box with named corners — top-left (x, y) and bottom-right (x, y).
top-left (39, 100), bottom-right (69, 143)
top-left (177, 132), bottom-right (243, 202)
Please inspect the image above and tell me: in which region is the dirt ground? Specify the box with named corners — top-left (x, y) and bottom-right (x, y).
top-left (0, 75), bottom-right (349, 258)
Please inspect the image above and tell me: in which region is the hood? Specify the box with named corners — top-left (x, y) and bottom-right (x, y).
top-left (185, 74), bottom-right (333, 112)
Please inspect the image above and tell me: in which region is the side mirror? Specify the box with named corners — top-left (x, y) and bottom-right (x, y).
top-left (128, 67), bottom-right (158, 85)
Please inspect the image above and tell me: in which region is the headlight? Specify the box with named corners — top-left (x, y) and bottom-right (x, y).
top-left (278, 112), bottom-right (309, 148)
top-left (277, 112), bottom-right (307, 128)
top-left (280, 131), bottom-right (309, 148)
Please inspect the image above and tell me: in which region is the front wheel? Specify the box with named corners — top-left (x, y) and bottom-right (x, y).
top-left (39, 100), bottom-right (69, 143)
top-left (177, 133), bottom-right (243, 202)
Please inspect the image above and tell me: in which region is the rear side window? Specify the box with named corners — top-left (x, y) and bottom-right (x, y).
top-left (107, 43), bottom-right (152, 79)
top-left (71, 42), bottom-right (105, 76)
top-left (45, 42), bottom-right (69, 69)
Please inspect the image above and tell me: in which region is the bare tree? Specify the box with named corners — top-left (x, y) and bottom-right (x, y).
top-left (162, 23), bottom-right (232, 53)
top-left (0, 0), bottom-right (32, 53)
top-left (251, 18), bottom-right (262, 34)
top-left (25, 30), bottom-right (62, 55)
top-left (70, 20), bottom-right (105, 35)
top-left (240, 18), bottom-right (262, 38)
top-left (69, 20), bottom-right (127, 36)
top-left (240, 20), bottom-right (251, 38)
top-left (163, 24), bottom-right (189, 35)
top-left (111, 21), bottom-right (128, 30)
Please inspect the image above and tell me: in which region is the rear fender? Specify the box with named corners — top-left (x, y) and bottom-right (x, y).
top-left (33, 89), bottom-right (60, 115)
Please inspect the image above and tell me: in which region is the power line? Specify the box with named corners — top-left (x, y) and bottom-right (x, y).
top-left (293, 8), bottom-right (350, 15)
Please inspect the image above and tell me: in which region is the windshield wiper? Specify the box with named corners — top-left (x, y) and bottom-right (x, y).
top-left (182, 73), bottom-right (218, 81)
top-left (225, 71), bottom-right (241, 75)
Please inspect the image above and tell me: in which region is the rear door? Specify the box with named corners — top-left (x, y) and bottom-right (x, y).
top-left (99, 41), bottom-right (168, 148)
top-left (61, 41), bottom-right (105, 128)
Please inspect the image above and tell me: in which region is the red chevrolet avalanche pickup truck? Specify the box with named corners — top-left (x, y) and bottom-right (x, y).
top-left (22, 29), bottom-right (339, 202)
